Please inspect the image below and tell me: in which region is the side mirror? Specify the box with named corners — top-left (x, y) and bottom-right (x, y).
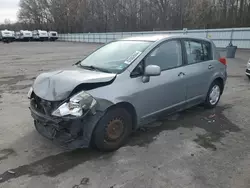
top-left (142, 65), bottom-right (161, 83)
top-left (145, 65), bottom-right (161, 76)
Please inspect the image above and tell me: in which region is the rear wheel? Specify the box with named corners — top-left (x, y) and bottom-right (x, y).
top-left (93, 108), bottom-right (132, 152)
top-left (204, 81), bottom-right (222, 109)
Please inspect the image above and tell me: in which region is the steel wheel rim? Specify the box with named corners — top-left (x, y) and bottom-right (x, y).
top-left (209, 85), bottom-right (220, 105)
top-left (105, 118), bottom-right (124, 141)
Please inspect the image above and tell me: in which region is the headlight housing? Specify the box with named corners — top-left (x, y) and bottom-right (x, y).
top-left (52, 91), bottom-right (97, 117)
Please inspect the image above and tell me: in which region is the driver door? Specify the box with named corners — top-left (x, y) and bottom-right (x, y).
top-left (129, 39), bottom-right (187, 122)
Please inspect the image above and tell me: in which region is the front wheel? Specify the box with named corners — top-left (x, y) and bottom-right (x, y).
top-left (93, 108), bottom-right (132, 152)
top-left (204, 81), bottom-right (222, 109)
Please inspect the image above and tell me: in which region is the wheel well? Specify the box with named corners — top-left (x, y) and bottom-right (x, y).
top-left (108, 102), bottom-right (137, 130)
top-left (214, 77), bottom-right (224, 94)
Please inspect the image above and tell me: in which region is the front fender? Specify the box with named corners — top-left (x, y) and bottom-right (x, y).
top-left (95, 98), bottom-right (114, 112)
top-left (82, 99), bottom-right (114, 147)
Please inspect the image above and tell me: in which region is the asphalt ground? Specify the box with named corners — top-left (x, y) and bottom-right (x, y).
top-left (0, 42), bottom-right (250, 188)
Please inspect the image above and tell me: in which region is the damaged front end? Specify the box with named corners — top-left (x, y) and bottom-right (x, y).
top-left (28, 88), bottom-right (103, 150)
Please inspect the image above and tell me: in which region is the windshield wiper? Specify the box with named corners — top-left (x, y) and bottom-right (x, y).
top-left (80, 65), bottom-right (112, 73)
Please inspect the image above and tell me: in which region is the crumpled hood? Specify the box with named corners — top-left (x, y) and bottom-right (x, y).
top-left (33, 67), bottom-right (116, 101)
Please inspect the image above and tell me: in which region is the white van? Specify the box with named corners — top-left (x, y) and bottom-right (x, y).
top-left (48, 31), bottom-right (58, 41)
top-left (0, 29), bottom-right (15, 42)
top-left (32, 30), bottom-right (49, 41)
top-left (19, 30), bottom-right (33, 41)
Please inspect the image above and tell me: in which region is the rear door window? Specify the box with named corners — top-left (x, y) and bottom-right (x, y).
top-left (184, 40), bottom-right (212, 64)
top-left (202, 41), bottom-right (213, 61)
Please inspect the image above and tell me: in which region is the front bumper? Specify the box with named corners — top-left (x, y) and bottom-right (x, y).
top-left (246, 69), bottom-right (250, 76)
top-left (29, 99), bottom-right (103, 150)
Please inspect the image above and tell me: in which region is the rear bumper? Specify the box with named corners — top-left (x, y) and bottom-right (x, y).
top-left (29, 99), bottom-right (103, 150)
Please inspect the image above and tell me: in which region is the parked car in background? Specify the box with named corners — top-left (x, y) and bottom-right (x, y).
top-left (0, 29), bottom-right (15, 42)
top-left (32, 30), bottom-right (49, 41)
top-left (246, 58), bottom-right (250, 79)
top-left (28, 35), bottom-right (227, 151)
top-left (48, 31), bottom-right (58, 41)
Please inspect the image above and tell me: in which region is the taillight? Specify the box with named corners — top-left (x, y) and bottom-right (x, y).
top-left (219, 57), bottom-right (227, 65)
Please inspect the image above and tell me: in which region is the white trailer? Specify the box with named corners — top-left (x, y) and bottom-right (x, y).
top-left (19, 30), bottom-right (33, 41)
top-left (0, 29), bottom-right (15, 43)
top-left (48, 31), bottom-right (58, 41)
top-left (32, 30), bottom-right (49, 41)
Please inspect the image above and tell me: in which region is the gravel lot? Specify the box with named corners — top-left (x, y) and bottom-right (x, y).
top-left (0, 42), bottom-right (250, 188)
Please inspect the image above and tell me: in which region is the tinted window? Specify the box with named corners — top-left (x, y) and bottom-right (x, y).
top-left (145, 40), bottom-right (182, 71)
top-left (184, 40), bottom-right (212, 64)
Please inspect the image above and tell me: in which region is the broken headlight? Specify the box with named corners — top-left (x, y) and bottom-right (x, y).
top-left (52, 91), bottom-right (97, 117)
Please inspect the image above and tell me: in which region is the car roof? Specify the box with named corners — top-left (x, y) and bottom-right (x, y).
top-left (120, 34), bottom-right (211, 42)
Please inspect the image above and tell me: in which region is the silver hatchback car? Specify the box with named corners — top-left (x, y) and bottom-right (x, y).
top-left (28, 35), bottom-right (227, 151)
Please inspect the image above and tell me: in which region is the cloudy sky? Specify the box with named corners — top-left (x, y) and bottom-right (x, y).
top-left (0, 0), bottom-right (19, 23)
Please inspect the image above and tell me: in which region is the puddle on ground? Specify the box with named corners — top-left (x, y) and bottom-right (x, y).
top-left (0, 105), bottom-right (240, 183)
top-left (0, 75), bottom-right (26, 86)
top-left (0, 75), bottom-right (33, 93)
top-left (227, 75), bottom-right (245, 78)
top-left (13, 57), bottom-right (24, 60)
top-left (193, 132), bottom-right (223, 151)
top-left (9, 84), bottom-right (31, 91)
top-left (0, 148), bottom-right (16, 161)
top-left (128, 104), bottom-right (240, 149)
top-left (0, 149), bottom-right (112, 184)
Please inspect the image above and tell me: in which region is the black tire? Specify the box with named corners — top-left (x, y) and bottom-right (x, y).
top-left (93, 108), bottom-right (132, 152)
top-left (247, 75), bottom-right (250, 80)
top-left (204, 81), bottom-right (222, 109)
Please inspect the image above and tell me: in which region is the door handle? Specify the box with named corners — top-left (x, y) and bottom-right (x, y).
top-left (178, 72), bottom-right (185, 77)
top-left (208, 65), bottom-right (214, 69)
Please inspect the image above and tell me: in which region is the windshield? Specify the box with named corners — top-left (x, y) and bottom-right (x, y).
top-left (80, 40), bottom-right (152, 73)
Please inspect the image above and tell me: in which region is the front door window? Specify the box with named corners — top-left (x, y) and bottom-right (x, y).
top-left (145, 40), bottom-right (183, 71)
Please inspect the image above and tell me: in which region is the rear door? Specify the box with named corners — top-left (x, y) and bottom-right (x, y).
top-left (182, 39), bottom-right (215, 106)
